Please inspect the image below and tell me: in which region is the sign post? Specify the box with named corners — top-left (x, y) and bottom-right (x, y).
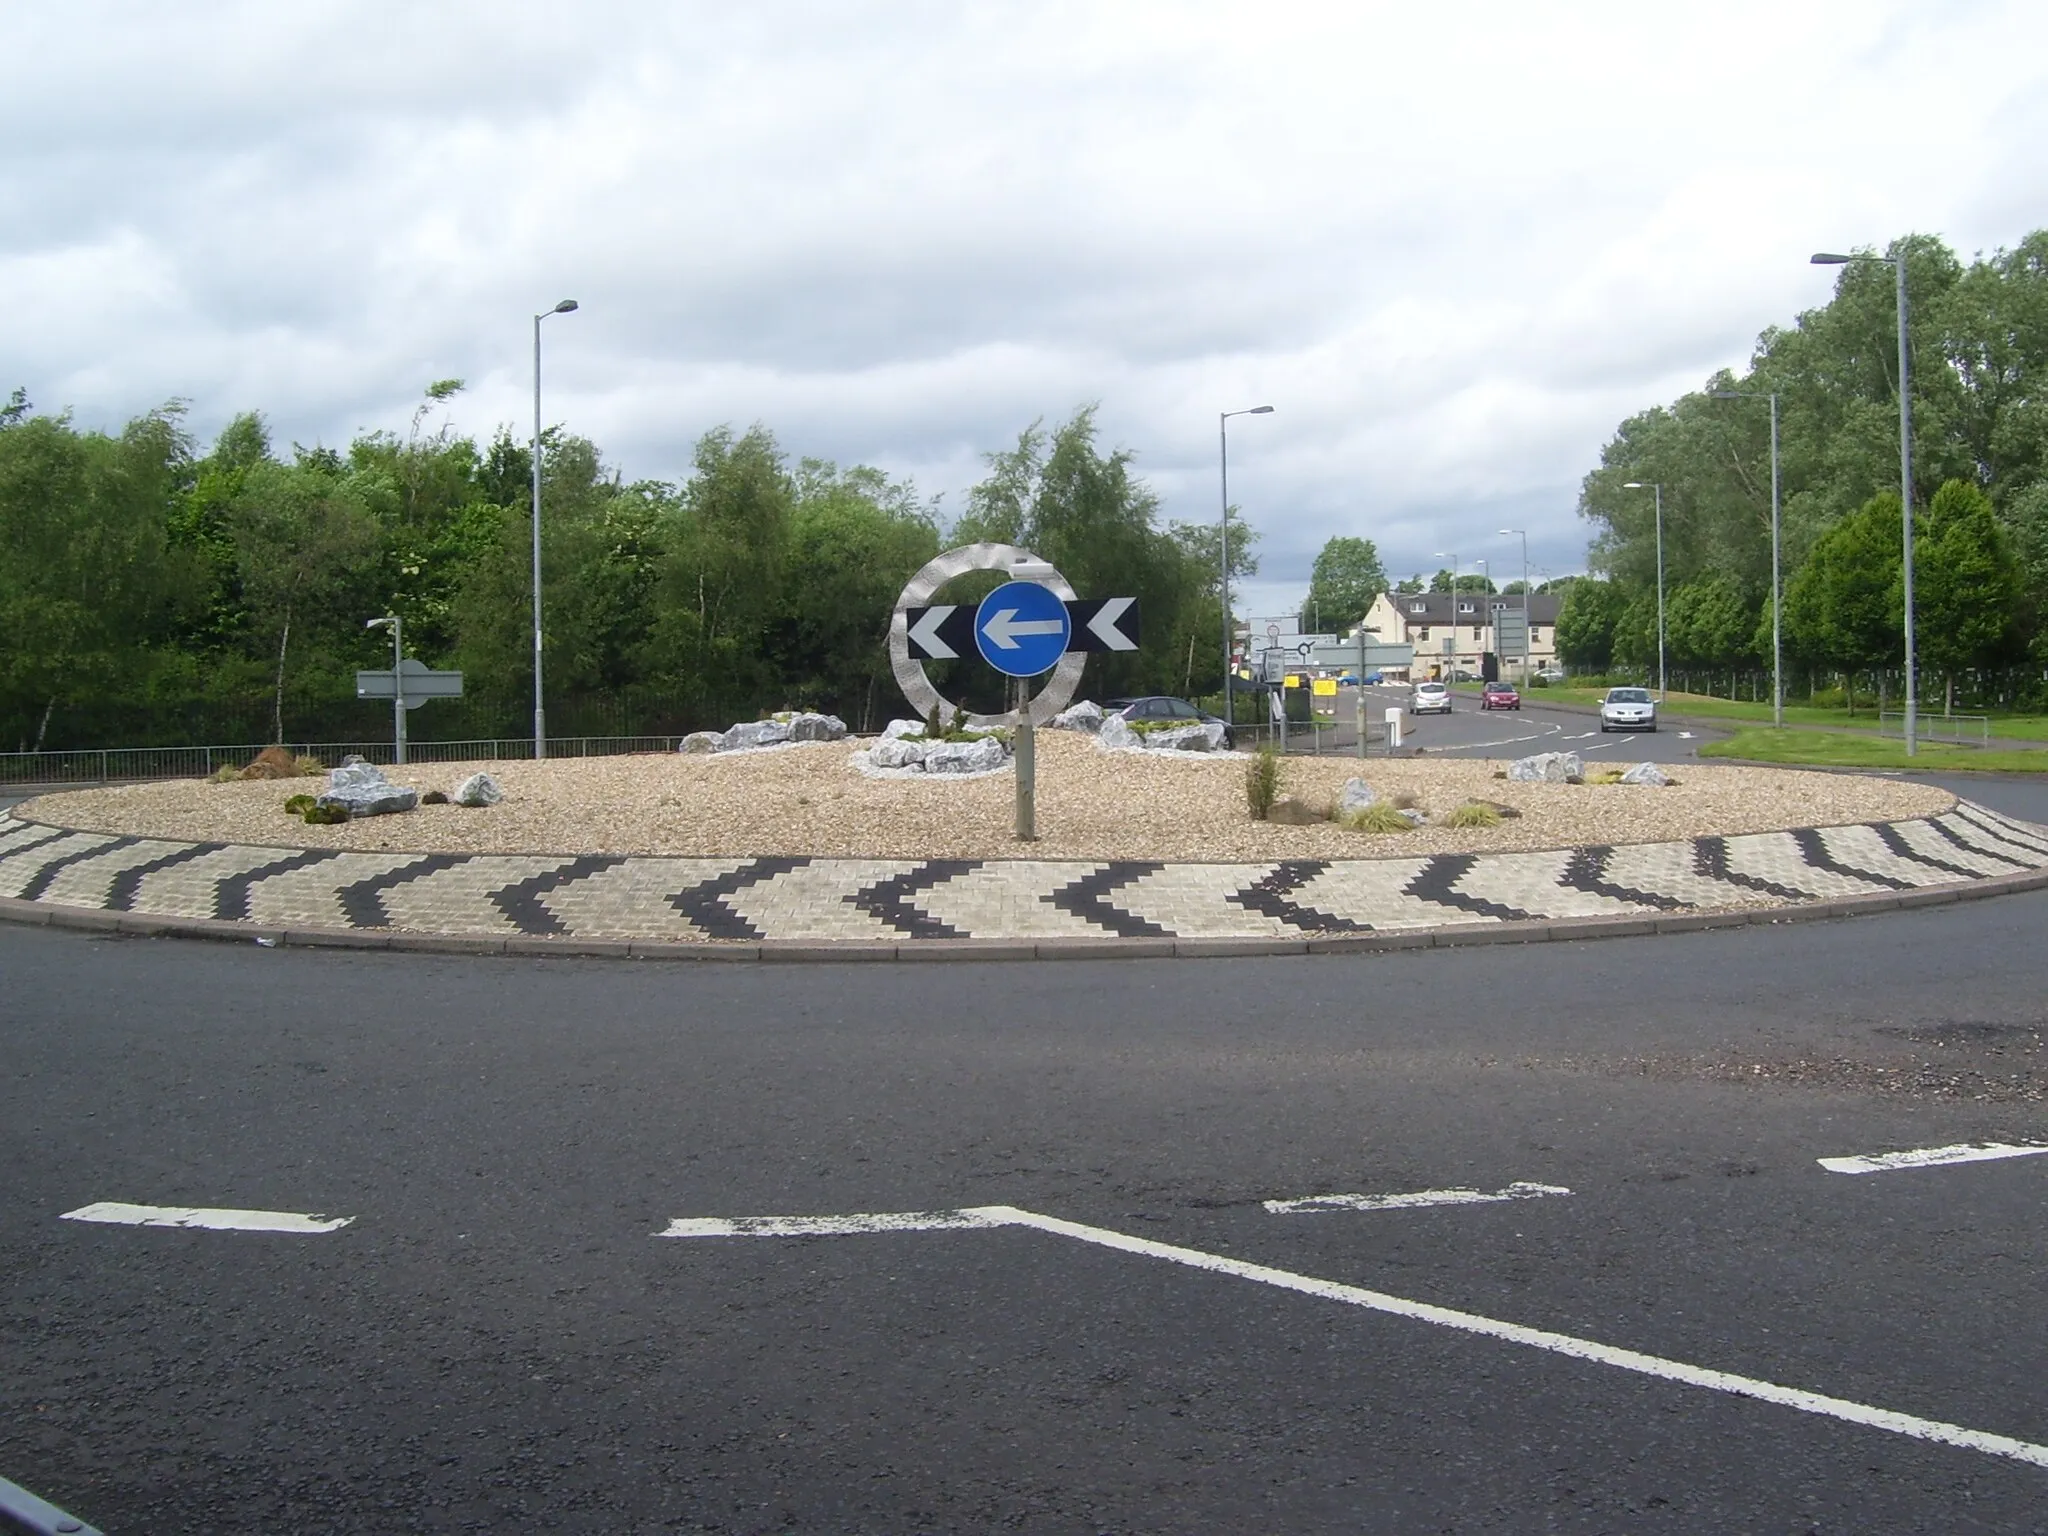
top-left (356, 648), bottom-right (464, 766)
top-left (973, 576), bottom-right (1070, 842)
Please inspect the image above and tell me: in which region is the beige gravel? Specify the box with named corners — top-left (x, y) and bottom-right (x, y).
top-left (20, 736), bottom-right (1955, 861)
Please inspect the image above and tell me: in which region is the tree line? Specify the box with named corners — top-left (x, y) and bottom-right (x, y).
top-left (0, 394), bottom-right (1256, 752)
top-left (1556, 230), bottom-right (2048, 707)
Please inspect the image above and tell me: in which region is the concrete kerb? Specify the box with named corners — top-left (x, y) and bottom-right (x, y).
top-left (5, 832), bottom-right (2048, 964)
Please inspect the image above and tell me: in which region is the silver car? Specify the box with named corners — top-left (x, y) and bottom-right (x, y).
top-left (1409, 681), bottom-right (1452, 715)
top-left (1599, 687), bottom-right (1657, 732)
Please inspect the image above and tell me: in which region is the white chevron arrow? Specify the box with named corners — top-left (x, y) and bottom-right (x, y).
top-left (907, 605), bottom-right (958, 658)
top-left (980, 608), bottom-right (1066, 650)
top-left (1086, 595), bottom-right (1138, 651)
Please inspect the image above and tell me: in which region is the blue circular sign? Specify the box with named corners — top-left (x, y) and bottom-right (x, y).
top-left (973, 581), bottom-right (1072, 677)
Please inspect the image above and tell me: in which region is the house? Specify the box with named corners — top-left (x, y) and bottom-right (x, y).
top-left (1361, 590), bottom-right (1562, 680)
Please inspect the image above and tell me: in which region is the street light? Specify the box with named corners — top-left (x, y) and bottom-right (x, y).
top-left (532, 297), bottom-right (580, 761)
top-left (1812, 249), bottom-right (1916, 756)
top-left (1709, 388), bottom-right (1783, 727)
top-left (1219, 405), bottom-right (1274, 726)
top-left (1621, 482), bottom-right (1666, 699)
top-left (1433, 550), bottom-right (1456, 681)
top-left (1499, 528), bottom-right (1529, 683)
top-left (366, 614), bottom-right (405, 765)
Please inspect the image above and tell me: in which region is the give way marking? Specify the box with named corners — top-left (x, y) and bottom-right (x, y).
top-left (1819, 1141), bottom-right (2048, 1176)
top-left (657, 1202), bottom-right (2048, 1471)
top-left (61, 1202), bottom-right (353, 1234)
top-left (1265, 1181), bottom-right (1569, 1214)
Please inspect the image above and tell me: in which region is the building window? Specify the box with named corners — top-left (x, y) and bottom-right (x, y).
top-left (1414, 627), bottom-right (1429, 641)
top-left (1471, 626), bottom-right (1483, 638)
top-left (1408, 601), bottom-right (1426, 615)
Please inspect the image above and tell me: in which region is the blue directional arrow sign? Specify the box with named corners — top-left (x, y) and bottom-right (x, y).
top-left (973, 580), bottom-right (1072, 677)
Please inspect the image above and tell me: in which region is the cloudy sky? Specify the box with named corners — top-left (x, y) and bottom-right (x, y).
top-left (6, 1), bottom-right (2047, 621)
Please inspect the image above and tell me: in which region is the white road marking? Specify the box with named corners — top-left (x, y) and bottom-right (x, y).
top-left (1265, 1181), bottom-right (1570, 1214)
top-left (1678, 730), bottom-right (1696, 739)
top-left (1818, 1142), bottom-right (2048, 1176)
top-left (657, 1209), bottom-right (1009, 1238)
top-left (61, 1202), bottom-right (353, 1233)
top-left (657, 1201), bottom-right (2048, 1469)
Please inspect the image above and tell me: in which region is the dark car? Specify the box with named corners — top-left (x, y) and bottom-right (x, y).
top-left (1108, 695), bottom-right (1235, 748)
top-left (1480, 680), bottom-right (1521, 711)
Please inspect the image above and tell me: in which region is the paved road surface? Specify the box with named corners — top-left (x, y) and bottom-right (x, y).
top-left (1, 778), bottom-right (2045, 1532)
top-left (1287, 685), bottom-right (1723, 764)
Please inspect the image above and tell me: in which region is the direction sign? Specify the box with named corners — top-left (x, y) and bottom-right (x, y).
top-left (974, 581), bottom-right (1072, 677)
top-left (903, 604), bottom-right (976, 661)
top-left (356, 657), bottom-right (463, 710)
top-left (1064, 596), bottom-right (1140, 653)
top-left (907, 597), bottom-right (1139, 661)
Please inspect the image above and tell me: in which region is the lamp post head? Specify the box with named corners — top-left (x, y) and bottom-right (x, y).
top-left (1622, 481), bottom-right (1655, 491)
top-left (1810, 253), bottom-right (1853, 265)
top-left (366, 615), bottom-right (394, 631)
top-left (552, 299), bottom-right (580, 314)
top-left (1248, 405), bottom-right (1274, 414)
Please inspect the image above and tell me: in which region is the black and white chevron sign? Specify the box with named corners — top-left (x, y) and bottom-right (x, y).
top-left (906, 597), bottom-right (1139, 660)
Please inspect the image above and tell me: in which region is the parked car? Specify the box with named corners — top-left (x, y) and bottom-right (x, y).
top-left (1534, 664), bottom-right (1566, 683)
top-left (1409, 680), bottom-right (1452, 715)
top-left (1336, 673), bottom-right (1360, 686)
top-left (1598, 686), bottom-right (1658, 732)
top-left (1480, 680), bottom-right (1521, 711)
top-left (1109, 695), bottom-right (1235, 748)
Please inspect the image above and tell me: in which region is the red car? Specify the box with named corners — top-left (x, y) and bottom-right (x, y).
top-left (1480, 680), bottom-right (1521, 710)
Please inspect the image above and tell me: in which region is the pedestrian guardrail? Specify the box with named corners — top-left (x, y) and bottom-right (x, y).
top-left (1877, 712), bottom-right (1990, 746)
top-left (0, 736), bottom-right (685, 788)
top-left (0, 1470), bottom-right (104, 1536)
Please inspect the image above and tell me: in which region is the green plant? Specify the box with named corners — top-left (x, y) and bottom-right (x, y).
top-left (1245, 744), bottom-right (1281, 820)
top-left (1588, 769), bottom-right (1626, 785)
top-left (294, 755), bottom-right (324, 775)
top-left (283, 793), bottom-right (315, 816)
top-left (1442, 801), bottom-right (1502, 829)
top-left (420, 790), bottom-right (449, 805)
top-left (302, 801), bottom-right (350, 825)
top-left (212, 764), bottom-right (239, 784)
top-left (1341, 801), bottom-right (1415, 833)
top-left (1805, 685), bottom-right (1848, 710)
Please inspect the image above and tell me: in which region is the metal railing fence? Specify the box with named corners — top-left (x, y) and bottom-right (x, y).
top-left (0, 736), bottom-right (685, 788)
top-left (1877, 712), bottom-right (1991, 747)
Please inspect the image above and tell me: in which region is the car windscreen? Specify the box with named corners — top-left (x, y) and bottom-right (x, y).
top-left (1608, 689), bottom-right (1651, 703)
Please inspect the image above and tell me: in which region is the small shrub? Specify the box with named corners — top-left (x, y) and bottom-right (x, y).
top-left (1806, 685), bottom-right (1848, 710)
top-left (1492, 768), bottom-right (1507, 780)
top-left (1588, 769), bottom-right (1625, 785)
top-left (283, 793), bottom-right (316, 816)
top-left (302, 801), bottom-right (350, 825)
top-left (294, 755), bottom-right (324, 776)
top-left (1442, 801), bottom-right (1503, 829)
top-left (420, 790), bottom-right (449, 805)
top-left (1341, 802), bottom-right (1415, 834)
top-left (212, 764), bottom-right (239, 784)
top-left (1245, 745), bottom-right (1281, 820)
top-left (1389, 789), bottom-right (1420, 810)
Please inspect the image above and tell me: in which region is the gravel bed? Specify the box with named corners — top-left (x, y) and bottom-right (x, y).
top-left (19, 735), bottom-right (1954, 861)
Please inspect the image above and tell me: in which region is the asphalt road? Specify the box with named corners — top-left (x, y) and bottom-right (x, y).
top-left (2, 779), bottom-right (2046, 1533)
top-left (1291, 686), bottom-right (1723, 764)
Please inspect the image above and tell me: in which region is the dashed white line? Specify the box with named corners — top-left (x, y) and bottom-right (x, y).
top-left (657, 1210), bottom-right (1007, 1237)
top-left (654, 1201), bottom-right (2048, 1469)
top-left (61, 1202), bottom-right (353, 1233)
top-left (1818, 1142), bottom-right (2048, 1176)
top-left (1265, 1182), bottom-right (1570, 1214)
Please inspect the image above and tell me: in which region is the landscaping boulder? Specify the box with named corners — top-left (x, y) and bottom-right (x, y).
top-left (867, 737), bottom-right (927, 770)
top-left (1050, 700), bottom-right (1105, 733)
top-left (718, 719), bottom-right (792, 751)
top-left (316, 760), bottom-right (416, 817)
top-left (1096, 715), bottom-right (1140, 751)
top-left (920, 737), bottom-right (1007, 775)
top-left (678, 731), bottom-right (722, 754)
top-left (880, 719), bottom-right (925, 741)
top-left (453, 772), bottom-right (502, 808)
top-left (1266, 797), bottom-right (1324, 826)
top-left (1620, 761), bottom-right (1673, 787)
top-left (1337, 777), bottom-right (1378, 817)
top-left (1507, 750), bottom-right (1584, 783)
top-left (785, 712), bottom-right (847, 743)
top-left (238, 744), bottom-right (300, 781)
top-left (1147, 723), bottom-right (1219, 752)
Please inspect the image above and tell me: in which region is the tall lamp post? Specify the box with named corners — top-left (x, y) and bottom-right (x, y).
top-left (1499, 528), bottom-right (1529, 684)
top-left (1709, 388), bottom-right (1783, 727)
top-left (1433, 551), bottom-right (1456, 680)
top-left (1812, 249), bottom-right (1916, 756)
top-left (1219, 404), bottom-right (1274, 726)
top-left (532, 297), bottom-right (580, 760)
top-left (1621, 481), bottom-right (1665, 698)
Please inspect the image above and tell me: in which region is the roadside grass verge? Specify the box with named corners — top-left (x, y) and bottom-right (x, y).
top-left (1701, 728), bottom-right (2048, 773)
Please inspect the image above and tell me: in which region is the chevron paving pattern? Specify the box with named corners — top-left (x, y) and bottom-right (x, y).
top-left (3, 803), bottom-right (2046, 945)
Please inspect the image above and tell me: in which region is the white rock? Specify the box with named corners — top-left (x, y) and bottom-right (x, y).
top-left (880, 719), bottom-right (926, 741)
top-left (1337, 777), bottom-right (1378, 815)
top-left (453, 771), bottom-right (502, 807)
top-left (868, 737), bottom-right (927, 769)
top-left (1146, 724), bottom-right (1215, 752)
top-left (1398, 807), bottom-right (1428, 826)
top-left (1620, 761), bottom-right (1672, 786)
top-left (718, 719), bottom-right (792, 751)
top-left (1507, 750), bottom-right (1584, 783)
top-left (920, 737), bottom-right (1008, 774)
top-left (1050, 700), bottom-right (1106, 733)
top-left (1096, 715), bottom-right (1140, 751)
top-left (317, 760), bottom-right (416, 816)
top-left (678, 731), bottom-right (722, 754)
top-left (786, 712), bottom-right (847, 742)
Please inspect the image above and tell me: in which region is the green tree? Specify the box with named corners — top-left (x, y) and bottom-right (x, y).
top-left (1554, 579), bottom-right (1628, 672)
top-left (1783, 494), bottom-right (1901, 705)
top-left (1914, 478), bottom-right (2024, 706)
top-left (1302, 535), bottom-right (1386, 634)
top-left (1666, 575), bottom-right (1755, 693)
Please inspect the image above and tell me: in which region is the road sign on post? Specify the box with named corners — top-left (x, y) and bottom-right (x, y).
top-left (356, 657), bottom-right (464, 706)
top-left (973, 582), bottom-right (1074, 676)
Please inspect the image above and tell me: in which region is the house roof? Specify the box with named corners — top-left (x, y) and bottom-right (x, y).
top-left (1381, 591), bottom-right (1561, 625)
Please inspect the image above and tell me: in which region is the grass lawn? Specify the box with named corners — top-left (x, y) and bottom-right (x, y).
top-left (1700, 728), bottom-right (2048, 773)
